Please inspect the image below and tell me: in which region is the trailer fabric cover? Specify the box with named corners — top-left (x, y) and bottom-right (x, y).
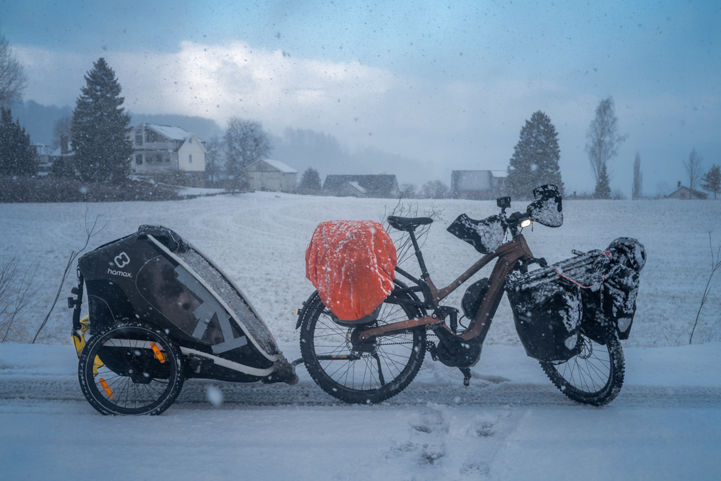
top-left (306, 220), bottom-right (397, 321)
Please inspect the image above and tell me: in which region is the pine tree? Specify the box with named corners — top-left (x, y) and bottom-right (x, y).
top-left (594, 162), bottom-right (611, 199)
top-left (71, 58), bottom-right (132, 183)
top-left (506, 111), bottom-right (564, 199)
top-left (701, 164), bottom-right (721, 199)
top-left (0, 107), bottom-right (37, 176)
top-left (632, 153), bottom-right (642, 200)
top-left (298, 168), bottom-right (322, 193)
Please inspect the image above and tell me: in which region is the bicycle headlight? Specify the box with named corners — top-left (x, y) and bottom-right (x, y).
top-left (520, 218), bottom-right (532, 228)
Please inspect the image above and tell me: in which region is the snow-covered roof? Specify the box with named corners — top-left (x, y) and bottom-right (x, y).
top-left (347, 181), bottom-right (367, 194)
top-left (146, 124), bottom-right (192, 141)
top-left (262, 158), bottom-right (297, 173)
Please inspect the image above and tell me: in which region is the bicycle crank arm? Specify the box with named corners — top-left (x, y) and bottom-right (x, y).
top-left (314, 354), bottom-right (362, 361)
top-left (358, 316), bottom-right (442, 342)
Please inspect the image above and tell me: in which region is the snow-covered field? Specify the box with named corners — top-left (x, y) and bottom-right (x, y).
top-left (1, 193), bottom-right (721, 480)
top-left (1, 192), bottom-right (719, 345)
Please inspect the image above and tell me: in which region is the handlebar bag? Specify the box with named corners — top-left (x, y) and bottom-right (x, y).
top-left (305, 220), bottom-right (397, 322)
top-left (447, 214), bottom-right (507, 254)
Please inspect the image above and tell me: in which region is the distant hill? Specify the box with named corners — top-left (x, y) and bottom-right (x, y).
top-left (10, 100), bottom-right (72, 146)
top-left (271, 127), bottom-right (429, 186)
top-left (8, 101), bottom-right (223, 145)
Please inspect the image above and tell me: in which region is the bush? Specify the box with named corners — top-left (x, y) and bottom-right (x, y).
top-left (0, 176), bottom-right (181, 202)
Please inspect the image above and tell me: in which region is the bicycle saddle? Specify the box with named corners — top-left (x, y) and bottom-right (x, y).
top-left (387, 216), bottom-right (433, 232)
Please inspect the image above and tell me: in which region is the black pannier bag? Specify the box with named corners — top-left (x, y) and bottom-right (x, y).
top-left (601, 237), bottom-right (646, 340)
top-left (447, 214), bottom-right (507, 254)
top-left (506, 250), bottom-right (610, 361)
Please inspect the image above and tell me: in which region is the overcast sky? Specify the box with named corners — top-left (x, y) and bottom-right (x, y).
top-left (1, 0), bottom-right (719, 194)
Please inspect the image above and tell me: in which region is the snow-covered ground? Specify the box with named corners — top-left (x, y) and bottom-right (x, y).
top-left (1, 193), bottom-right (721, 480)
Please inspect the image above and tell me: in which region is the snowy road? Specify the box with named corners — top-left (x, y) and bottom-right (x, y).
top-left (2, 342), bottom-right (720, 481)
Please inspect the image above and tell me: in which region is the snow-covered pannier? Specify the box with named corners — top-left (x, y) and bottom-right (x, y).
top-left (447, 214), bottom-right (507, 254)
top-left (305, 220), bottom-right (397, 323)
top-left (506, 250), bottom-right (610, 361)
top-left (76, 225), bottom-right (294, 383)
top-left (601, 237), bottom-right (646, 340)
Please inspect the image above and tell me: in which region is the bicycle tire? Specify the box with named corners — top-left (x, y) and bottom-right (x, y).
top-left (78, 321), bottom-right (184, 415)
top-left (540, 330), bottom-right (625, 406)
top-left (299, 291), bottom-right (425, 404)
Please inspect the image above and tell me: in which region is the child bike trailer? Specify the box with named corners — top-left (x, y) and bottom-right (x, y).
top-left (69, 225), bottom-right (296, 415)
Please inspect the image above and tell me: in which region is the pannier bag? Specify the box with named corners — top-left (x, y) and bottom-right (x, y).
top-left (603, 237), bottom-right (646, 340)
top-left (447, 214), bottom-right (507, 254)
top-left (506, 250), bottom-right (610, 361)
top-left (305, 220), bottom-right (397, 322)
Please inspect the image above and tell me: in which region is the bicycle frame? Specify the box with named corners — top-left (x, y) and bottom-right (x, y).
top-left (358, 232), bottom-right (533, 346)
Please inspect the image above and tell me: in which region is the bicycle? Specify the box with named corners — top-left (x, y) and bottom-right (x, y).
top-left (297, 185), bottom-right (644, 406)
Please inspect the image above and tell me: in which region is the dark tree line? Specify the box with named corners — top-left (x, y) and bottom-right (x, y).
top-left (0, 107), bottom-right (37, 176)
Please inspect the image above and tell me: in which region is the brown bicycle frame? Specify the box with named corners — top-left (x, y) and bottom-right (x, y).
top-left (359, 234), bottom-right (533, 344)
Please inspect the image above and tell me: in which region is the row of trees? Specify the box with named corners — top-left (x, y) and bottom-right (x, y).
top-left (506, 98), bottom-right (626, 200)
top-left (0, 35), bottom-right (36, 177)
top-left (0, 108), bottom-right (36, 176)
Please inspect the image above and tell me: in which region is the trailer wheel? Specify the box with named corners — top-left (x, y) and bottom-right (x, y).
top-left (78, 321), bottom-right (184, 415)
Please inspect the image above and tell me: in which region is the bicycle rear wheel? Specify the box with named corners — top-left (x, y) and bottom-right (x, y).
top-left (78, 321), bottom-right (184, 415)
top-left (540, 330), bottom-right (625, 406)
top-left (299, 291), bottom-right (425, 404)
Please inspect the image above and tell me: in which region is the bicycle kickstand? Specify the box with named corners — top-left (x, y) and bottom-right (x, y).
top-left (459, 367), bottom-right (471, 387)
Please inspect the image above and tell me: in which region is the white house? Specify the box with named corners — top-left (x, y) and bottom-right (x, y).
top-left (245, 158), bottom-right (297, 192)
top-left (130, 123), bottom-right (206, 184)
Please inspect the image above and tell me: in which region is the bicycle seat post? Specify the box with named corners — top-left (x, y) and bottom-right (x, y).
top-left (408, 230), bottom-right (430, 279)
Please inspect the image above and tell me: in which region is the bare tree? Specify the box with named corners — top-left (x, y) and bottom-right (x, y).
top-left (0, 258), bottom-right (34, 342)
top-left (224, 118), bottom-right (271, 192)
top-left (684, 148), bottom-right (703, 190)
top-left (632, 152), bottom-right (642, 200)
top-left (32, 214), bottom-right (103, 343)
top-left (689, 233), bottom-right (721, 344)
top-left (204, 136), bottom-right (223, 185)
top-left (419, 180), bottom-right (449, 199)
top-left (586, 97), bottom-right (626, 199)
top-left (53, 115), bottom-right (72, 149)
top-left (0, 34), bottom-right (27, 106)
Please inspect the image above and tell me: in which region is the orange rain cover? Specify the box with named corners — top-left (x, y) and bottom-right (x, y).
top-left (305, 220), bottom-right (397, 321)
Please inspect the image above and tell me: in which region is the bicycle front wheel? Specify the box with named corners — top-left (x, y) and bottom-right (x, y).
top-left (299, 291), bottom-right (425, 404)
top-left (540, 331), bottom-right (625, 406)
top-left (78, 321), bottom-right (184, 415)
